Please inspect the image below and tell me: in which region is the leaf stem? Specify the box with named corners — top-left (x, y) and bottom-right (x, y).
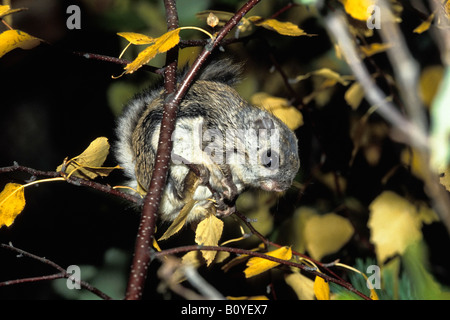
top-left (22, 177), bottom-right (65, 188)
top-left (179, 26), bottom-right (214, 40)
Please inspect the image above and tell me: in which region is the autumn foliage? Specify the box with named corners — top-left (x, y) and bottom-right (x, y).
top-left (1, 0), bottom-right (450, 301)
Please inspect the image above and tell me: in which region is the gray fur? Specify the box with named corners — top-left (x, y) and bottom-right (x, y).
top-left (114, 59), bottom-right (300, 222)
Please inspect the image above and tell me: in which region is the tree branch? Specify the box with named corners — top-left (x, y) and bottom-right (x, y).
top-left (377, 0), bottom-right (427, 134)
top-left (154, 245), bottom-right (372, 300)
top-left (0, 243), bottom-right (112, 300)
top-left (124, 0), bottom-right (180, 300)
top-left (0, 164), bottom-right (141, 205)
top-left (73, 51), bottom-right (163, 74)
top-left (325, 11), bottom-right (450, 234)
top-left (124, 0), bottom-right (263, 300)
top-left (325, 13), bottom-right (429, 152)
top-left (233, 210), bottom-right (347, 283)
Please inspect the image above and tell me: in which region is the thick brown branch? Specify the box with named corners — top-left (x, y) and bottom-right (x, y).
top-left (124, 0), bottom-right (180, 300)
top-left (123, 0), bottom-right (263, 301)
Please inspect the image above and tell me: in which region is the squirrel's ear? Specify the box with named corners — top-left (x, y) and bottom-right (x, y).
top-left (197, 59), bottom-right (243, 85)
top-left (254, 116), bottom-right (275, 131)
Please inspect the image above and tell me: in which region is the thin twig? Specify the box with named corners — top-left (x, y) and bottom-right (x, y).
top-left (154, 245), bottom-right (371, 300)
top-left (325, 13), bottom-right (429, 152)
top-left (0, 273), bottom-right (65, 286)
top-left (233, 210), bottom-right (346, 282)
top-left (0, 243), bottom-right (112, 300)
top-left (183, 264), bottom-right (225, 299)
top-left (269, 2), bottom-right (297, 20)
top-left (73, 51), bottom-right (163, 74)
top-left (429, 0), bottom-right (450, 66)
top-left (0, 164), bottom-right (141, 204)
top-left (377, 0), bottom-right (427, 133)
top-left (179, 37), bottom-right (247, 49)
top-left (157, 256), bottom-right (207, 299)
top-left (325, 12), bottom-right (450, 234)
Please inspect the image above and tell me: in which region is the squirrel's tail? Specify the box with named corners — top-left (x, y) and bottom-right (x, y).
top-left (179, 58), bottom-right (243, 85)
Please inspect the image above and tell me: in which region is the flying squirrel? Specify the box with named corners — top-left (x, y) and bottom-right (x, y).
top-left (114, 59), bottom-right (300, 222)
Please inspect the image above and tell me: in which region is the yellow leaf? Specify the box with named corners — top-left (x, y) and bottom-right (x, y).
top-left (413, 13), bottom-right (435, 34)
top-left (345, 81), bottom-right (365, 110)
top-left (213, 251), bottom-right (230, 264)
top-left (248, 16), bottom-right (314, 37)
top-left (159, 199), bottom-right (196, 241)
top-left (369, 285), bottom-right (379, 300)
top-left (0, 5), bottom-right (9, 16)
top-left (291, 207), bottom-right (318, 254)
top-left (170, 250), bottom-right (204, 283)
top-left (292, 68), bottom-right (353, 86)
top-left (195, 214), bottom-right (224, 266)
top-left (206, 12), bottom-right (219, 28)
top-left (313, 275), bottom-right (330, 300)
top-left (0, 5), bottom-right (27, 18)
top-left (315, 171), bottom-right (347, 194)
top-left (0, 183), bottom-right (25, 228)
top-left (221, 244), bottom-right (265, 272)
top-left (440, 166), bottom-right (450, 192)
top-left (244, 246), bottom-right (292, 278)
top-left (181, 250), bottom-right (203, 268)
top-left (285, 271), bottom-right (315, 300)
top-left (400, 148), bottom-right (428, 180)
top-left (152, 237), bottom-right (162, 252)
top-left (236, 191), bottom-right (276, 237)
top-left (221, 253), bottom-right (250, 272)
top-left (360, 43), bottom-right (392, 57)
top-left (335, 262), bottom-right (379, 300)
top-left (56, 137), bottom-right (110, 179)
top-left (303, 213), bottom-right (354, 261)
top-left (368, 191), bottom-right (439, 263)
top-left (196, 11), bottom-right (255, 37)
top-left (340, 0), bottom-right (376, 21)
top-left (117, 32), bottom-right (156, 45)
top-left (227, 295), bottom-right (269, 300)
top-left (251, 92), bottom-right (304, 130)
top-left (196, 10), bottom-right (231, 27)
top-left (124, 29), bottom-right (180, 74)
top-left (0, 29), bottom-right (41, 58)
top-left (419, 65), bottom-right (444, 107)
top-left (159, 170), bottom-right (203, 240)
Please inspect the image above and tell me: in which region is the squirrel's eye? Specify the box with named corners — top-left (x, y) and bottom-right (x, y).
top-left (260, 149), bottom-right (279, 169)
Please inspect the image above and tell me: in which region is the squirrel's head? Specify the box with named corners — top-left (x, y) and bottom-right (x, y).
top-left (227, 108), bottom-right (300, 193)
